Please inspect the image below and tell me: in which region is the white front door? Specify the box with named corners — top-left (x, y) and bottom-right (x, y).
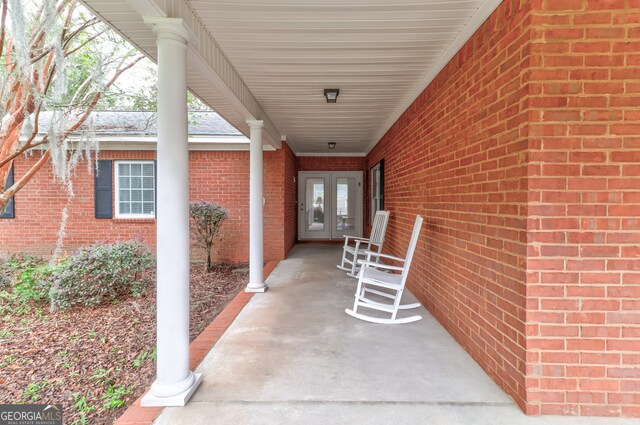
top-left (298, 171), bottom-right (363, 240)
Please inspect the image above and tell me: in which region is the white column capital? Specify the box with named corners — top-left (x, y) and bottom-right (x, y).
top-left (144, 17), bottom-right (197, 44)
top-left (246, 119), bottom-right (264, 130)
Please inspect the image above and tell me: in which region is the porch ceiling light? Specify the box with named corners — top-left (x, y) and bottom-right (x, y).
top-left (328, 142), bottom-right (336, 149)
top-left (324, 88), bottom-right (340, 103)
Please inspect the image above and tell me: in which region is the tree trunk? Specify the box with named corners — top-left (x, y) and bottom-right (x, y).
top-left (206, 244), bottom-right (212, 272)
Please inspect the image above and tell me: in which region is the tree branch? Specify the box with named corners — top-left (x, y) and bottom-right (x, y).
top-left (0, 151), bottom-right (50, 206)
top-left (0, 0), bottom-right (7, 61)
top-left (64, 29), bottom-right (107, 58)
top-left (62, 17), bottom-right (99, 49)
top-left (0, 103), bottom-right (44, 169)
top-left (30, 16), bottom-right (101, 64)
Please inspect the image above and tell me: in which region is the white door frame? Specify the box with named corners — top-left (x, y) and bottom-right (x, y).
top-left (298, 171), bottom-right (363, 240)
top-left (298, 172), bottom-right (332, 240)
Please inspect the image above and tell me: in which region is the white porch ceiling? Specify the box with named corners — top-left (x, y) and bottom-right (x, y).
top-left (82, 0), bottom-right (501, 155)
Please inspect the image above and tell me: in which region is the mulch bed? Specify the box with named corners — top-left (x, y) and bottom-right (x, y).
top-left (0, 263), bottom-right (247, 425)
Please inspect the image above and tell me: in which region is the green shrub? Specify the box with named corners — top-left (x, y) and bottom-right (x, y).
top-left (14, 263), bottom-right (57, 304)
top-left (0, 253), bottom-right (43, 288)
top-left (189, 201), bottom-right (228, 272)
top-left (0, 257), bottom-right (10, 289)
top-left (51, 241), bottom-right (153, 308)
top-left (0, 254), bottom-right (55, 314)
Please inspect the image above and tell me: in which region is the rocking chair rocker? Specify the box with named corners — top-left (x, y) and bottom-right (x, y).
top-left (345, 215), bottom-right (424, 325)
top-left (337, 210), bottom-right (390, 277)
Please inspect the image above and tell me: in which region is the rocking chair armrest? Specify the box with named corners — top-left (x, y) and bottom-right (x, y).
top-left (344, 236), bottom-right (371, 249)
top-left (344, 236), bottom-right (370, 243)
top-left (356, 260), bottom-right (404, 271)
top-left (363, 251), bottom-right (406, 263)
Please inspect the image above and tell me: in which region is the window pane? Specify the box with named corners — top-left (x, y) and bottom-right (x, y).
top-left (305, 178), bottom-right (324, 232)
top-left (372, 171), bottom-right (378, 195)
top-left (336, 178), bottom-right (355, 232)
top-left (131, 164), bottom-right (142, 176)
top-left (371, 165), bottom-right (381, 219)
top-left (143, 163), bottom-right (154, 176)
top-left (116, 162), bottom-right (156, 217)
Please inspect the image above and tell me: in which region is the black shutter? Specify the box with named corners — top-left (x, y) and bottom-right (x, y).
top-left (379, 158), bottom-right (385, 210)
top-left (94, 160), bottom-right (113, 218)
top-left (153, 160), bottom-right (157, 218)
top-left (0, 165), bottom-right (15, 219)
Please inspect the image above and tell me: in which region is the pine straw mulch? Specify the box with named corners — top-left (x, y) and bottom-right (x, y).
top-left (0, 263), bottom-right (248, 425)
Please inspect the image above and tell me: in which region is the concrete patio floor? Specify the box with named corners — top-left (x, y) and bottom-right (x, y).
top-left (154, 245), bottom-right (637, 425)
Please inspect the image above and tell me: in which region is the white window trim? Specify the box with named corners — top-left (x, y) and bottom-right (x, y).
top-left (114, 160), bottom-right (155, 219)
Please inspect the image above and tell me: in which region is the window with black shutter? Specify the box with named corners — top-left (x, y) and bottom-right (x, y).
top-left (0, 165), bottom-right (15, 219)
top-left (94, 160), bottom-right (113, 218)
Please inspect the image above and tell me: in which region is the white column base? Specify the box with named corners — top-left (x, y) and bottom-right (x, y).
top-left (141, 373), bottom-right (203, 407)
top-left (245, 283), bottom-right (268, 293)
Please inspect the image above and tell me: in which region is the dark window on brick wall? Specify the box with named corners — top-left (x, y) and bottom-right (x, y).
top-left (370, 159), bottom-right (384, 223)
top-left (1, 165), bottom-right (15, 219)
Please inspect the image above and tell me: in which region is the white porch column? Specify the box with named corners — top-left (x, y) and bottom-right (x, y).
top-left (245, 120), bottom-right (267, 292)
top-left (141, 18), bottom-right (201, 407)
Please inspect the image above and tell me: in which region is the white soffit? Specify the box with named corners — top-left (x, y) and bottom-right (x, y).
top-left (83, 0), bottom-right (502, 154)
top-left (186, 0), bottom-right (502, 154)
top-left (81, 0), bottom-right (282, 149)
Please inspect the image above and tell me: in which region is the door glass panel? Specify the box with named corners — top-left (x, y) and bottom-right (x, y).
top-left (335, 177), bottom-right (356, 233)
top-left (306, 178), bottom-right (325, 231)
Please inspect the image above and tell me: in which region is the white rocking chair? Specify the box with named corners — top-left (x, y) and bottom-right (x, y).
top-left (345, 215), bottom-right (424, 325)
top-left (337, 210), bottom-right (390, 278)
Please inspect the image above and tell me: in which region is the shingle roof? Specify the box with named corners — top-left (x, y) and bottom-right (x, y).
top-left (33, 111), bottom-right (242, 137)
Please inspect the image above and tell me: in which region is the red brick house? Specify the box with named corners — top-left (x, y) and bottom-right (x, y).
top-left (3, 0), bottom-right (639, 418)
top-left (0, 111), bottom-right (374, 262)
top-left (0, 111), bottom-right (301, 262)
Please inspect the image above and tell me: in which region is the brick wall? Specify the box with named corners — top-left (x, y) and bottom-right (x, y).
top-left (283, 142), bottom-right (298, 254)
top-left (366, 0), bottom-right (639, 418)
top-left (296, 156), bottom-right (366, 172)
top-left (525, 0), bottom-right (640, 417)
top-left (368, 0), bottom-right (531, 410)
top-left (263, 148), bottom-right (285, 260)
top-left (0, 149), bottom-right (292, 263)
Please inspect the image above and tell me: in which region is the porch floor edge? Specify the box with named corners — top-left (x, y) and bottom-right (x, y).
top-left (113, 260), bottom-right (280, 425)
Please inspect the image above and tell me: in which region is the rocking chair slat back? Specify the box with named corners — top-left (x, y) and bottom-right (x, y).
top-left (337, 210), bottom-right (391, 277)
top-left (370, 210), bottom-right (390, 245)
top-left (401, 215), bottom-right (424, 286)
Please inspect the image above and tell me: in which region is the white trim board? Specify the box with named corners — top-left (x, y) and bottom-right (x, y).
top-left (296, 152), bottom-right (367, 158)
